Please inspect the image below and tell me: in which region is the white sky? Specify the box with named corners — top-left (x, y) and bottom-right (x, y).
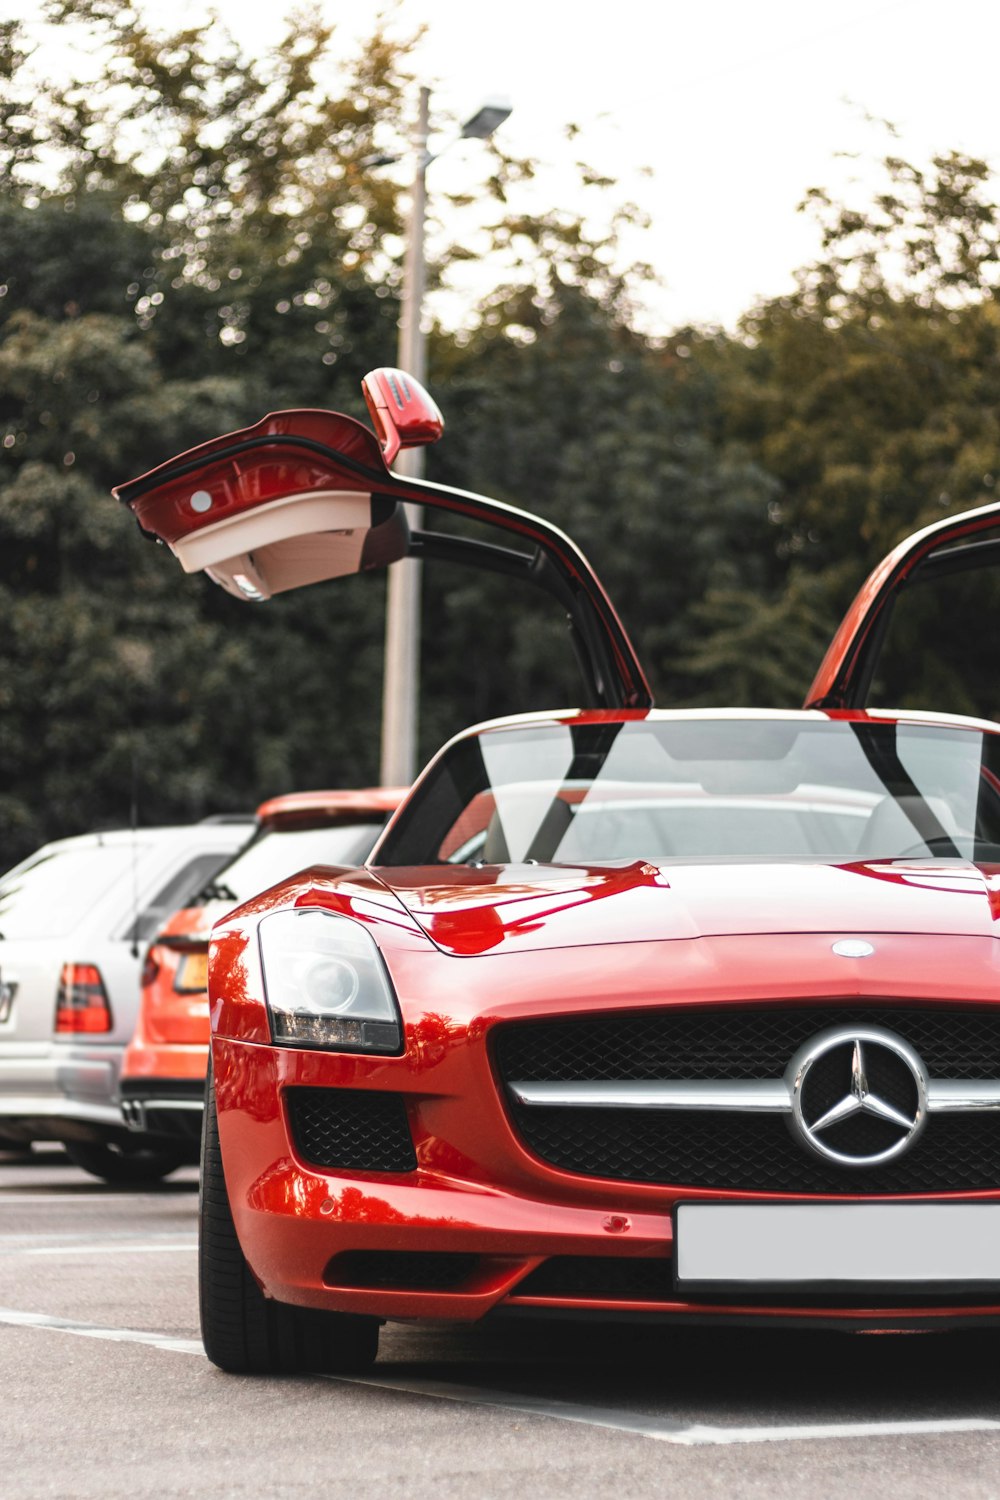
top-left (10, 0), bottom-right (1000, 334)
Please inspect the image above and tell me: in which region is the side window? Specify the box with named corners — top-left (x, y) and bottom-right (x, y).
top-left (869, 567), bottom-right (1000, 720)
top-left (867, 542), bottom-right (1000, 720)
top-left (124, 852), bottom-right (236, 944)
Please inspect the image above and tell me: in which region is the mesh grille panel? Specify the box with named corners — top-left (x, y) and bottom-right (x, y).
top-left (504, 1104), bottom-right (1000, 1193)
top-left (494, 1005), bottom-right (1000, 1082)
top-left (286, 1087), bottom-right (416, 1173)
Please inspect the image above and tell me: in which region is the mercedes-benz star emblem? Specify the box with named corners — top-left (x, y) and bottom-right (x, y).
top-left (786, 1025), bottom-right (928, 1167)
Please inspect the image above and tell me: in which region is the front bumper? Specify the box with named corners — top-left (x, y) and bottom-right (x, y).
top-left (215, 1036), bottom-right (1000, 1331)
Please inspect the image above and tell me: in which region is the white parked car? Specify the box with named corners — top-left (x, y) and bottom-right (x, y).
top-left (0, 820), bottom-right (253, 1180)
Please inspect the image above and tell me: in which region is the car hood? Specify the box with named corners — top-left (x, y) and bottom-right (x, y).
top-left (370, 858), bottom-right (1000, 956)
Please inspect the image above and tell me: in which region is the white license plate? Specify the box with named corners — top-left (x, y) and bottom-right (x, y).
top-left (675, 1203), bottom-right (1000, 1289)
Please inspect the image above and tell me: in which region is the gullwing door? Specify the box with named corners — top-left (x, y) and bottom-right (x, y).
top-left (805, 501), bottom-right (1000, 720)
top-left (113, 369), bottom-right (651, 713)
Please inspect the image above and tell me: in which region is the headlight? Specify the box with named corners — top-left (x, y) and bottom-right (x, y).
top-left (258, 909), bottom-right (403, 1053)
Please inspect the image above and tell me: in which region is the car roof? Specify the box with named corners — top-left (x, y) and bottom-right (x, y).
top-left (254, 788), bottom-right (407, 830)
top-left (449, 705), bottom-right (1000, 740)
top-left (0, 822), bottom-right (254, 878)
top-left (27, 823), bottom-right (252, 855)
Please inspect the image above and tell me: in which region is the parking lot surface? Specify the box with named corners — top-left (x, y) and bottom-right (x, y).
top-left (3, 1148), bottom-right (1000, 1499)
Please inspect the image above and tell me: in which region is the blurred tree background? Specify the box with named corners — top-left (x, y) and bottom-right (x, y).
top-left (3, 2), bottom-right (1000, 863)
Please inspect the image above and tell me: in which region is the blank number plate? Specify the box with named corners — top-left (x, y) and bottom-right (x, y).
top-left (675, 1202), bottom-right (1000, 1290)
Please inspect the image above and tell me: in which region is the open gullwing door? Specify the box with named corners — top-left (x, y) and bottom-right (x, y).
top-left (805, 500), bottom-right (1000, 717)
top-left (112, 368), bottom-right (652, 712)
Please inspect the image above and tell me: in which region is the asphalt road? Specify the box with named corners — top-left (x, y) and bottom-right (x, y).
top-left (3, 1147), bottom-right (1000, 1499)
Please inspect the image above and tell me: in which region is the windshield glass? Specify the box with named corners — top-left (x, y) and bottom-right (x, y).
top-left (376, 718), bottom-right (1000, 866)
top-left (203, 822), bottom-right (383, 902)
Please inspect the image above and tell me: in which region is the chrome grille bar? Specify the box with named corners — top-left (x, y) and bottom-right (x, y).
top-left (509, 1078), bottom-right (1000, 1113)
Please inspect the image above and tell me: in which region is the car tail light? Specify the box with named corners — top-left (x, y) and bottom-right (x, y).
top-left (55, 964), bottom-right (113, 1034)
top-left (140, 947), bottom-right (161, 990)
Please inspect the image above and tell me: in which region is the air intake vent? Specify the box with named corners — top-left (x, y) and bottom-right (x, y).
top-left (325, 1251), bottom-right (479, 1291)
top-left (286, 1087), bottom-right (416, 1172)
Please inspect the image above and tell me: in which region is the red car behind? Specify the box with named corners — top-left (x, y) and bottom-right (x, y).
top-left (119, 789), bottom-right (404, 1150)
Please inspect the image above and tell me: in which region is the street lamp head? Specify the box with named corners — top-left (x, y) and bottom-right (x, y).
top-left (460, 96), bottom-right (513, 140)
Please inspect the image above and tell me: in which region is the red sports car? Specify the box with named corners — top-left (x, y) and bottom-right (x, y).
top-left (119, 788), bottom-right (404, 1150)
top-left (115, 368), bottom-right (1000, 1374)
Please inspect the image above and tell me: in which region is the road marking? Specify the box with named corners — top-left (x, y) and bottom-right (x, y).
top-left (2, 1306), bottom-right (997, 1447)
top-left (333, 1374), bottom-right (1000, 1447)
top-left (0, 1305), bottom-right (203, 1356)
top-left (0, 1229), bottom-right (196, 1244)
top-left (0, 1193), bottom-right (196, 1203)
top-left (16, 1242), bottom-right (197, 1256)
top-left (0, 1231), bottom-right (198, 1255)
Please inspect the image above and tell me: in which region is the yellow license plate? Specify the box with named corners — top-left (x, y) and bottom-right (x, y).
top-left (175, 953), bottom-right (209, 993)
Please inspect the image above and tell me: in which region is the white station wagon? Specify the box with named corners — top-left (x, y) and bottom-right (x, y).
top-left (0, 820), bottom-right (252, 1179)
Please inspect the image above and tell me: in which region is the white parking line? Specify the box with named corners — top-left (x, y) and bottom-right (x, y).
top-left (334, 1374), bottom-right (1000, 1447)
top-left (2, 1305), bottom-right (997, 1447)
top-left (0, 1305), bottom-right (203, 1355)
top-left (0, 1230), bottom-right (197, 1256)
top-left (17, 1242), bottom-right (197, 1256)
top-left (0, 1193), bottom-right (195, 1203)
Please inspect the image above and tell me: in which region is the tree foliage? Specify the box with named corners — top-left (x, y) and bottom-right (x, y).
top-left (4, 10), bottom-right (1000, 864)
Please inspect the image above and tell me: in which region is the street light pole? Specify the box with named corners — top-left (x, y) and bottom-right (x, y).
top-left (379, 85), bottom-right (429, 789)
top-left (378, 88), bottom-right (512, 788)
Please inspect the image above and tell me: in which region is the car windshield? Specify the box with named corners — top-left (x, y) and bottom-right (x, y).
top-left (375, 718), bottom-right (1000, 866)
top-left (202, 822), bottom-right (384, 903)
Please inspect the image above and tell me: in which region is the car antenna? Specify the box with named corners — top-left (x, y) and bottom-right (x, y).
top-left (129, 744), bottom-right (141, 959)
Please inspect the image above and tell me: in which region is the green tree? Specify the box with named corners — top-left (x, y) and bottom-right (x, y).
top-left (0, 2), bottom-right (688, 861)
top-left (0, 5), bottom-right (418, 861)
top-left (699, 148), bottom-right (1000, 709)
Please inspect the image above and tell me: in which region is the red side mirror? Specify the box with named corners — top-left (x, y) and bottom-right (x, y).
top-left (361, 368), bottom-right (444, 467)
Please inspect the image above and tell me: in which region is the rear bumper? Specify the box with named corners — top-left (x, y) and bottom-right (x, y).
top-left (0, 1045), bottom-right (164, 1145)
top-left (0, 1095), bottom-right (128, 1144)
top-left (120, 1077), bottom-right (204, 1141)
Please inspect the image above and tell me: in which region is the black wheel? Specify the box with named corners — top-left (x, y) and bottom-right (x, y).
top-left (199, 1061), bottom-right (379, 1374)
top-left (64, 1138), bottom-right (186, 1183)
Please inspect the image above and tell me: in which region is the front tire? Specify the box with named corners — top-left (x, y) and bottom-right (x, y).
top-left (199, 1061), bottom-right (379, 1374)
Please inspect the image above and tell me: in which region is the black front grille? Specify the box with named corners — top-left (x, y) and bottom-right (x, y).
top-left (494, 1005), bottom-right (1000, 1082)
top-left (504, 1104), bottom-right (1000, 1194)
top-left (496, 1006), bottom-right (1000, 1194)
top-left (286, 1088), bottom-right (416, 1173)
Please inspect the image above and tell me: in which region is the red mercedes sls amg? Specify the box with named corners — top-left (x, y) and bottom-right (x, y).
top-left (115, 367), bottom-right (1000, 1373)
